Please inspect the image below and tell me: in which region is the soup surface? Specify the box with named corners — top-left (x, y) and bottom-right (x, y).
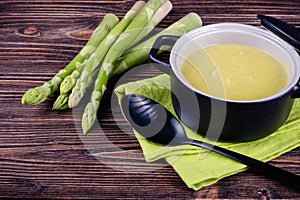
top-left (180, 43), bottom-right (289, 101)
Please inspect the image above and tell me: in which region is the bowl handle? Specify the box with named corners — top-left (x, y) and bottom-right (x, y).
top-left (292, 80), bottom-right (300, 98)
top-left (149, 35), bottom-right (179, 73)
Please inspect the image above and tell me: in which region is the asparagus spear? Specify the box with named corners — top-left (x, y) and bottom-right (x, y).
top-left (113, 12), bottom-right (203, 75)
top-left (21, 13), bottom-right (119, 105)
top-left (53, 94), bottom-right (69, 110)
top-left (68, 1), bottom-right (146, 109)
top-left (81, 0), bottom-right (172, 134)
top-left (130, 0), bottom-right (172, 47)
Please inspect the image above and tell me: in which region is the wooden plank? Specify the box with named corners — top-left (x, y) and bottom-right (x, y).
top-left (0, 0), bottom-right (299, 198)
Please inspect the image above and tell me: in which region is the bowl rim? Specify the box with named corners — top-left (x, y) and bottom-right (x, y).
top-left (170, 23), bottom-right (300, 103)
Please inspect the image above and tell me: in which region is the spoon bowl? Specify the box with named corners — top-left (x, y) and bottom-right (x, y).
top-left (121, 94), bottom-right (187, 146)
top-left (120, 94), bottom-right (300, 191)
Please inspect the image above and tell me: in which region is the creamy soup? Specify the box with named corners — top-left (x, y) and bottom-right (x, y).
top-left (180, 43), bottom-right (289, 101)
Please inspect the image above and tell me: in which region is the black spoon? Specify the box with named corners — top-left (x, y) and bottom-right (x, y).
top-left (120, 94), bottom-right (300, 191)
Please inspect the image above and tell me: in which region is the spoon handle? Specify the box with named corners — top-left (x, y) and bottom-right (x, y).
top-left (186, 140), bottom-right (300, 191)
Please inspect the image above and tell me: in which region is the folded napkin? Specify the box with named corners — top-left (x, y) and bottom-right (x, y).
top-left (114, 74), bottom-right (300, 190)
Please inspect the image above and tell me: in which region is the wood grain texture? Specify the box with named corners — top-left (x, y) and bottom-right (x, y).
top-left (0, 0), bottom-right (300, 199)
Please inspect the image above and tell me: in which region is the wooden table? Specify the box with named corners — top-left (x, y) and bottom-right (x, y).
top-left (1, 0), bottom-right (299, 199)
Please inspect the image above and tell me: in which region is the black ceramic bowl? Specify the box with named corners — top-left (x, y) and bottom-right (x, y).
top-left (149, 23), bottom-right (300, 142)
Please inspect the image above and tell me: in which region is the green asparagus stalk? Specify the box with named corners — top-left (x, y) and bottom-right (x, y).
top-left (112, 12), bottom-right (203, 75)
top-left (81, 0), bottom-right (170, 134)
top-left (68, 1), bottom-right (146, 109)
top-left (130, 0), bottom-right (172, 47)
top-left (53, 94), bottom-right (69, 110)
top-left (21, 13), bottom-right (119, 105)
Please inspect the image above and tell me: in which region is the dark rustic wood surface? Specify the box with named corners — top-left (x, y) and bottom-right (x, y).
top-left (0, 0), bottom-right (299, 199)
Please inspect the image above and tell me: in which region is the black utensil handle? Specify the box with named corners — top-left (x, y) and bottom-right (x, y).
top-left (148, 35), bottom-right (179, 72)
top-left (257, 14), bottom-right (300, 52)
top-left (187, 140), bottom-right (300, 191)
top-left (292, 79), bottom-right (300, 98)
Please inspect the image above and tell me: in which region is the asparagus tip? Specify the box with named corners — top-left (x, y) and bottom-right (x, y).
top-left (81, 102), bottom-right (99, 134)
top-left (68, 92), bottom-right (81, 108)
top-left (22, 86), bottom-right (50, 105)
top-left (186, 12), bottom-right (203, 26)
top-left (52, 94), bottom-right (70, 110)
top-left (60, 76), bottom-right (76, 94)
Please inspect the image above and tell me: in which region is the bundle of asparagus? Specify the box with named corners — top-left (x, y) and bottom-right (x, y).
top-left (22, 0), bottom-right (203, 134)
top-left (22, 13), bottom-right (119, 105)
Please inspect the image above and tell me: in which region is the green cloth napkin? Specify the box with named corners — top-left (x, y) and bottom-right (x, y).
top-left (114, 74), bottom-right (300, 191)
